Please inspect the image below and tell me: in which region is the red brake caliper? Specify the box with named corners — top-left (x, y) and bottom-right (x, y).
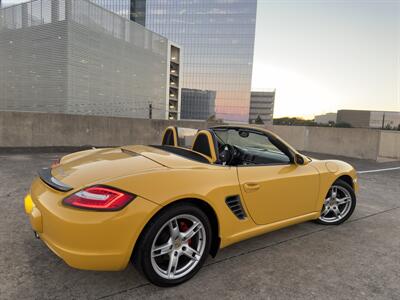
top-left (179, 221), bottom-right (193, 246)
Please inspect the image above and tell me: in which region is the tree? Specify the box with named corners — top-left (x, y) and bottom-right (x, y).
top-left (335, 122), bottom-right (352, 128)
top-left (273, 117), bottom-right (316, 126)
top-left (207, 114), bottom-right (223, 123)
top-left (254, 115), bottom-right (264, 124)
top-left (207, 114), bottom-right (216, 122)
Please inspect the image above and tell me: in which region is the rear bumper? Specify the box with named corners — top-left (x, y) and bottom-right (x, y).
top-left (25, 178), bottom-right (160, 271)
top-left (39, 233), bottom-right (129, 271)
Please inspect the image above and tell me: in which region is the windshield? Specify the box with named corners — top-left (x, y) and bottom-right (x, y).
top-left (213, 128), bottom-right (291, 165)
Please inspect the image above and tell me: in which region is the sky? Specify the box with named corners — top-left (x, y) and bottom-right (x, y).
top-left (252, 0), bottom-right (400, 118)
top-left (2, 0), bottom-right (400, 119)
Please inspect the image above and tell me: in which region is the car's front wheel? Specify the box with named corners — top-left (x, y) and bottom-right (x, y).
top-left (316, 179), bottom-right (356, 225)
top-left (134, 203), bottom-right (212, 286)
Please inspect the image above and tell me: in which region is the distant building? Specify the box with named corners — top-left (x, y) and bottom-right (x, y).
top-left (337, 110), bottom-right (400, 129)
top-left (249, 91), bottom-right (275, 124)
top-left (90, 0), bottom-right (257, 122)
top-left (0, 0), bottom-right (181, 120)
top-left (180, 89), bottom-right (216, 120)
top-left (315, 113), bottom-right (337, 124)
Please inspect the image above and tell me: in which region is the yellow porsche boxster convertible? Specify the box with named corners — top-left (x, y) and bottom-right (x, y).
top-left (24, 125), bottom-right (357, 286)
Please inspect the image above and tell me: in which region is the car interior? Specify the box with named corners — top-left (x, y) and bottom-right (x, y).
top-left (191, 130), bottom-right (219, 163)
top-left (156, 127), bottom-right (212, 164)
top-left (157, 126), bottom-right (294, 166)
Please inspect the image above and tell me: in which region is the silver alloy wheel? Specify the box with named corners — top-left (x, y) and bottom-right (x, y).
top-left (150, 214), bottom-right (206, 280)
top-left (319, 185), bottom-right (352, 223)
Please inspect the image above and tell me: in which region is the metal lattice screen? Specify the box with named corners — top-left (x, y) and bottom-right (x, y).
top-left (0, 0), bottom-right (169, 119)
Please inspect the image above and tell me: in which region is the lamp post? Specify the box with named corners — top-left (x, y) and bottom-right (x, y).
top-left (149, 103), bottom-right (153, 119)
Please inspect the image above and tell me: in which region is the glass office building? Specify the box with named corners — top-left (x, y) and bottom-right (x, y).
top-left (4, 0), bottom-right (257, 121)
top-left (91, 0), bottom-right (257, 122)
top-left (181, 88), bottom-right (216, 120)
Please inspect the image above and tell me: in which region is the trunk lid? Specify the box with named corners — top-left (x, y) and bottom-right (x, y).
top-left (51, 147), bottom-right (165, 189)
top-left (122, 145), bottom-right (212, 169)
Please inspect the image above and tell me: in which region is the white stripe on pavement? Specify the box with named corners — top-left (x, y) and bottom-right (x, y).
top-left (358, 167), bottom-right (400, 174)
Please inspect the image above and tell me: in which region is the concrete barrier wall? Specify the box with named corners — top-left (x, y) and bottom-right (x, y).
top-left (305, 126), bottom-right (381, 160)
top-left (378, 131), bottom-right (400, 161)
top-left (0, 111), bottom-right (213, 148)
top-left (0, 111), bottom-right (399, 161)
top-left (265, 125), bottom-right (307, 150)
top-left (266, 125), bottom-right (396, 161)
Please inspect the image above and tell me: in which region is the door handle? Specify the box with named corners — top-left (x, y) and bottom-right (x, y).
top-left (243, 182), bottom-right (260, 192)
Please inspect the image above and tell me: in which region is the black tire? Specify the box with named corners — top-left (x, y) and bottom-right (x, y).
top-left (315, 179), bottom-right (356, 225)
top-left (133, 202), bottom-right (212, 287)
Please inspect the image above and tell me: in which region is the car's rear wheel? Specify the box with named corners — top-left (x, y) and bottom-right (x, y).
top-left (134, 203), bottom-right (212, 286)
top-left (316, 179), bottom-right (356, 225)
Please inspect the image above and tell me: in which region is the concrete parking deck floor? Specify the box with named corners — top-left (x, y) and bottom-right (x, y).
top-left (0, 152), bottom-right (399, 299)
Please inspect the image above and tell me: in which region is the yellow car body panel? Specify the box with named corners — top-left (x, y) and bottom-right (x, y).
top-left (237, 164), bottom-right (320, 224)
top-left (53, 147), bottom-right (164, 188)
top-left (25, 126), bottom-right (358, 271)
top-left (27, 177), bottom-right (161, 271)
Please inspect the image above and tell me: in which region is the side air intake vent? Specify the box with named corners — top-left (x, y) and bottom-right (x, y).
top-left (225, 195), bottom-right (247, 220)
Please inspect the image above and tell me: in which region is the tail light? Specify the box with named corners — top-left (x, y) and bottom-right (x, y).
top-left (63, 186), bottom-right (135, 211)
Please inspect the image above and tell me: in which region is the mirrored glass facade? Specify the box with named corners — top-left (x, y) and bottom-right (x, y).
top-left (4, 0), bottom-right (257, 121)
top-left (181, 88), bottom-right (216, 120)
top-left (90, 0), bottom-right (146, 24)
top-left (91, 0), bottom-right (257, 122)
top-left (147, 0), bottom-right (257, 122)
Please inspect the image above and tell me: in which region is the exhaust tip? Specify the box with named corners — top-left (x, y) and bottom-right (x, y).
top-left (34, 231), bottom-right (40, 239)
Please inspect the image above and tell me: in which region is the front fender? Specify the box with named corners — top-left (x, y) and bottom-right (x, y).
top-left (310, 160), bottom-right (358, 212)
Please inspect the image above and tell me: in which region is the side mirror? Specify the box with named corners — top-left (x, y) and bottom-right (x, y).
top-left (295, 153), bottom-right (305, 165)
top-left (219, 146), bottom-right (232, 165)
